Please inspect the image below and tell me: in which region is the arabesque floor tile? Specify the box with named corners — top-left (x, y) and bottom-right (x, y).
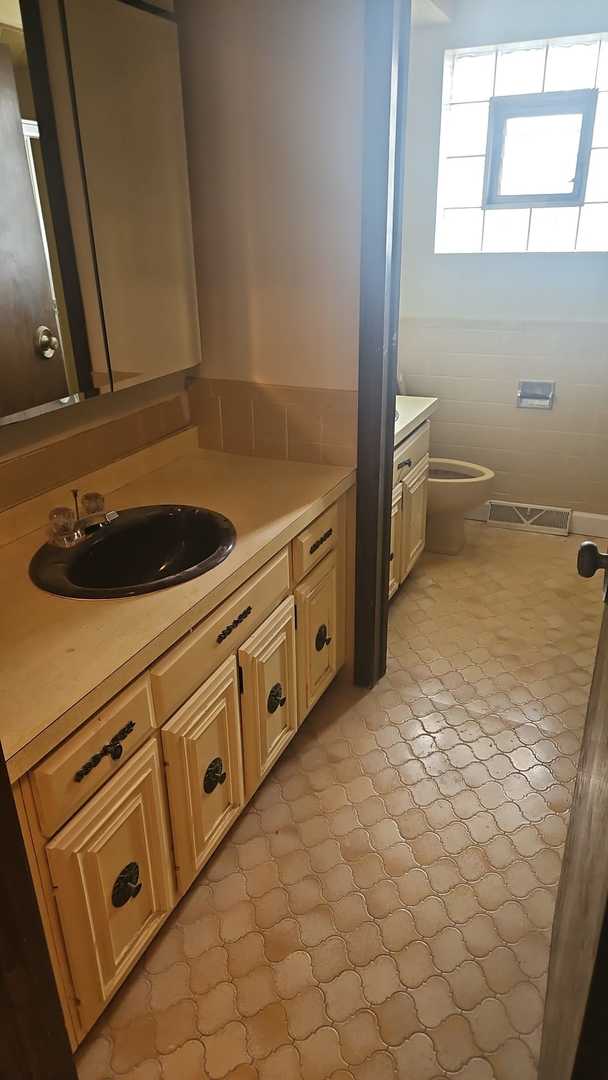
top-left (77, 524), bottom-right (602, 1079)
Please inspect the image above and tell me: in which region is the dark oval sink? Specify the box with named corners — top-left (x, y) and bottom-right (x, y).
top-left (30, 505), bottom-right (236, 599)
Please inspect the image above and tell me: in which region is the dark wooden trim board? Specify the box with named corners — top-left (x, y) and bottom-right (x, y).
top-left (20, 0), bottom-right (97, 399)
top-left (0, 748), bottom-right (77, 1080)
top-left (354, 0), bottom-right (411, 687)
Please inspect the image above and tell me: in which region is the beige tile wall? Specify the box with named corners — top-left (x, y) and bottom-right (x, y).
top-left (0, 392), bottom-right (190, 513)
top-left (189, 378), bottom-right (357, 468)
top-left (400, 317), bottom-right (608, 516)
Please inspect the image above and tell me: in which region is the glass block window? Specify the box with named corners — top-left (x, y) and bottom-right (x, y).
top-left (435, 34), bottom-right (608, 253)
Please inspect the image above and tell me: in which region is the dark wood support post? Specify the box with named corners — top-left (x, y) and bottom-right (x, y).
top-left (355, 0), bottom-right (411, 686)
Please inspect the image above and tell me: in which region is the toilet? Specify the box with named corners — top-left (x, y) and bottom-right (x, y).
top-left (427, 458), bottom-right (495, 555)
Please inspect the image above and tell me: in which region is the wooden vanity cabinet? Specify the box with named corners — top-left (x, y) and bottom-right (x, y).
top-left (401, 455), bottom-right (429, 582)
top-left (294, 551), bottom-right (339, 721)
top-left (389, 485), bottom-right (403, 598)
top-left (46, 740), bottom-right (174, 1032)
top-left (161, 657), bottom-right (244, 895)
top-left (18, 494), bottom-right (348, 1048)
top-left (238, 597), bottom-right (298, 799)
top-left (389, 421), bottom-right (431, 597)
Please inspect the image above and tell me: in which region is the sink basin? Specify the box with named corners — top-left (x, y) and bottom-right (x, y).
top-left (30, 505), bottom-right (236, 599)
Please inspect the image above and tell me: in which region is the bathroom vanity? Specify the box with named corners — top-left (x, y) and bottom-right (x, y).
top-left (389, 395), bottom-right (438, 597)
top-left (0, 432), bottom-right (355, 1047)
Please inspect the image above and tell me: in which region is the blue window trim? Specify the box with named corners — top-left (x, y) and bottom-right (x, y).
top-left (482, 88), bottom-right (598, 210)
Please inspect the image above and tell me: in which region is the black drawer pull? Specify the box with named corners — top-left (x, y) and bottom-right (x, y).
top-left (267, 682), bottom-right (287, 714)
top-left (74, 720), bottom-right (136, 782)
top-left (217, 605), bottom-right (252, 644)
top-left (112, 862), bottom-right (142, 908)
top-left (397, 458), bottom-right (413, 471)
top-left (204, 756), bottom-right (227, 794)
top-left (309, 527), bottom-right (333, 556)
top-left (315, 624), bottom-right (332, 652)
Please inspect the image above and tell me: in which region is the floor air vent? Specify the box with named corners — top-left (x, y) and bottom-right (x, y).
top-left (487, 500), bottom-right (571, 536)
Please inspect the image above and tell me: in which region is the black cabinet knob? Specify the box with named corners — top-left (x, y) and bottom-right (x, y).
top-left (577, 541), bottom-right (608, 579)
top-left (112, 862), bottom-right (142, 908)
top-left (204, 757), bottom-right (227, 794)
top-left (267, 683), bottom-right (287, 713)
top-left (315, 624), bottom-right (332, 652)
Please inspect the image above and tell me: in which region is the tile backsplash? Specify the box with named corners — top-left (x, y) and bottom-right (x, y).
top-left (0, 391), bottom-right (189, 514)
top-left (189, 378), bottom-right (357, 468)
top-left (399, 317), bottom-right (608, 516)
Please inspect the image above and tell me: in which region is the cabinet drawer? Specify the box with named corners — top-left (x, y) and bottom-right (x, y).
top-left (150, 549), bottom-right (290, 723)
top-left (389, 485), bottom-right (403, 599)
top-left (162, 656), bottom-right (244, 895)
top-left (292, 503), bottom-right (338, 584)
top-left (239, 596), bottom-right (298, 800)
top-left (32, 675), bottom-right (155, 838)
top-left (46, 740), bottom-right (174, 1031)
top-left (393, 420), bottom-right (430, 487)
top-left (295, 551), bottom-right (339, 721)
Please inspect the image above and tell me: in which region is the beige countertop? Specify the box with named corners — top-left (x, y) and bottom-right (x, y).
top-left (1, 448), bottom-right (355, 779)
top-left (395, 395), bottom-right (438, 447)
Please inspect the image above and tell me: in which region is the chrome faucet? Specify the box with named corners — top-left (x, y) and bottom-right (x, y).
top-left (47, 490), bottom-right (118, 547)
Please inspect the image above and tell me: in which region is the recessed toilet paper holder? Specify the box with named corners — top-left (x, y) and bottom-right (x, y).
top-left (517, 380), bottom-right (555, 409)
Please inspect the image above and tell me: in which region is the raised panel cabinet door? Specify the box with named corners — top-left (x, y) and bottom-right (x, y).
top-left (161, 656), bottom-right (245, 895)
top-left (401, 458), bottom-right (429, 580)
top-left (238, 597), bottom-right (298, 799)
top-left (389, 485), bottom-right (403, 599)
top-left (295, 551), bottom-right (338, 722)
top-left (46, 740), bottom-right (173, 1031)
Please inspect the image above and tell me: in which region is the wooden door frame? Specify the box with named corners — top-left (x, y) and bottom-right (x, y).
top-left (354, 0), bottom-right (411, 687)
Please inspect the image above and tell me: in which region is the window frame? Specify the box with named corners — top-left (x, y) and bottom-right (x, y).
top-left (482, 88), bottom-right (598, 210)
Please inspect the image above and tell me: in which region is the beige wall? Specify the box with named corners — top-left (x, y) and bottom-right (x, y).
top-left (400, 0), bottom-right (608, 516)
top-left (177, 0), bottom-right (363, 393)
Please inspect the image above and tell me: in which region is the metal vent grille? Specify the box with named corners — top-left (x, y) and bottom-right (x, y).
top-left (488, 500), bottom-right (571, 536)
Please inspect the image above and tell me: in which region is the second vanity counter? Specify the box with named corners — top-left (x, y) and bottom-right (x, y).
top-left (1, 443), bottom-right (355, 778)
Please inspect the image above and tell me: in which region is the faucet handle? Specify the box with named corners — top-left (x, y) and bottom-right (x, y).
top-left (48, 506), bottom-right (79, 548)
top-left (81, 491), bottom-right (105, 515)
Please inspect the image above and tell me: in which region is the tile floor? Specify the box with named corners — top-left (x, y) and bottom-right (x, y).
top-left (76, 523), bottom-right (603, 1080)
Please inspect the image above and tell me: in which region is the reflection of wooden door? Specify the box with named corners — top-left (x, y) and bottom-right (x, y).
top-left (538, 543), bottom-right (608, 1079)
top-left (0, 45), bottom-right (66, 417)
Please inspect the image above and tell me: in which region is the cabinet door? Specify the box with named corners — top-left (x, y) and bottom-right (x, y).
top-left (295, 551), bottom-right (338, 722)
top-left (46, 740), bottom-right (173, 1031)
top-left (401, 457), bottom-right (429, 580)
top-left (238, 597), bottom-right (298, 799)
top-left (162, 657), bottom-right (244, 895)
top-left (389, 485), bottom-right (403, 599)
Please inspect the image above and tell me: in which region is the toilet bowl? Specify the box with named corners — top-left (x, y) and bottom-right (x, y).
top-left (427, 458), bottom-right (495, 555)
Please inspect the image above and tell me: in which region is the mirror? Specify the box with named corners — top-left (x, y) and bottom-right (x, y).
top-left (0, 0), bottom-right (102, 425)
top-left (1, 0), bottom-right (199, 428)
